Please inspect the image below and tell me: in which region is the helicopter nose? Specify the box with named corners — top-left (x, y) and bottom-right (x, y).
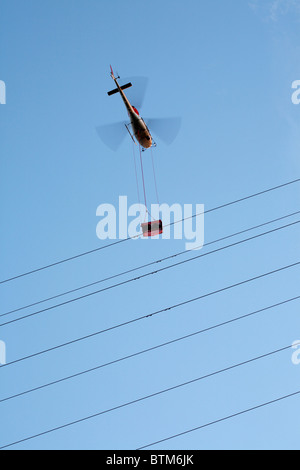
top-left (144, 136), bottom-right (152, 147)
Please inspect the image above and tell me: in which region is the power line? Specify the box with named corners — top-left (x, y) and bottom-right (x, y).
top-left (1, 221), bottom-right (299, 328)
top-left (1, 292), bottom-right (299, 369)
top-left (0, 237), bottom-right (129, 286)
top-left (137, 389), bottom-right (300, 449)
top-left (169, 177), bottom-right (300, 227)
top-left (0, 343), bottom-right (297, 450)
top-left (0, 296), bottom-right (299, 403)
top-left (3, 209), bottom-right (300, 319)
top-left (1, 177), bottom-right (299, 285)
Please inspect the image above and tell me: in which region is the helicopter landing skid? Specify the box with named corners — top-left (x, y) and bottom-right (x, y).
top-left (125, 123), bottom-right (137, 145)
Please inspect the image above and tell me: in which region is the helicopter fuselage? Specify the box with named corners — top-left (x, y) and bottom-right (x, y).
top-left (110, 71), bottom-right (153, 149)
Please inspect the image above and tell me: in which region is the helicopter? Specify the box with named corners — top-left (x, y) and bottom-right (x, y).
top-left (107, 65), bottom-right (154, 150)
top-left (97, 66), bottom-right (181, 152)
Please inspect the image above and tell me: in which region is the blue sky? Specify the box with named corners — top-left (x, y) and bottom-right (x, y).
top-left (0, 0), bottom-right (300, 450)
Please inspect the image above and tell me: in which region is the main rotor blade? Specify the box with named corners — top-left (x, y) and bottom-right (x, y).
top-left (96, 121), bottom-right (127, 151)
top-left (119, 76), bottom-right (149, 109)
top-left (146, 117), bottom-right (181, 145)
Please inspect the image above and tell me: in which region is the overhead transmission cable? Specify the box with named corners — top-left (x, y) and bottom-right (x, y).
top-left (1, 177), bottom-right (299, 285)
top-left (2, 209), bottom-right (300, 319)
top-left (137, 389), bottom-right (300, 449)
top-left (1, 221), bottom-right (299, 328)
top-left (0, 296), bottom-right (299, 404)
top-left (1, 261), bottom-right (299, 369)
top-left (0, 342), bottom-right (299, 450)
